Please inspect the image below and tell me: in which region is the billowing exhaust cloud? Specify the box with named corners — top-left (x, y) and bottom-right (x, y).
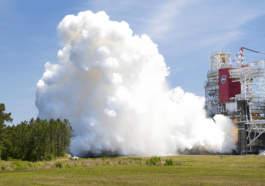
top-left (36, 11), bottom-right (236, 157)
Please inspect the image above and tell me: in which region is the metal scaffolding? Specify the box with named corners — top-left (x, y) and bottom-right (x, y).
top-left (204, 47), bottom-right (265, 154)
top-left (246, 121), bottom-right (265, 150)
top-left (229, 60), bottom-right (265, 101)
top-left (227, 59), bottom-right (265, 152)
top-left (204, 51), bottom-right (232, 106)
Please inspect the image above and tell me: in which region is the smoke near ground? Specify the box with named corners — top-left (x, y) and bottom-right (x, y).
top-left (36, 11), bottom-right (236, 157)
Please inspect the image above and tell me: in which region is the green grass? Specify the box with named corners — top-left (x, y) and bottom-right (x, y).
top-left (0, 155), bottom-right (265, 185)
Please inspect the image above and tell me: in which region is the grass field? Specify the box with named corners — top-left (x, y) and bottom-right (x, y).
top-left (0, 155), bottom-right (265, 185)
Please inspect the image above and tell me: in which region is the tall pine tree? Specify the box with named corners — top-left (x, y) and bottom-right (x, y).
top-left (0, 103), bottom-right (13, 157)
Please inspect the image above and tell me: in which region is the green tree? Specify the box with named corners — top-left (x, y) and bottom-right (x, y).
top-left (0, 103), bottom-right (13, 157)
top-left (0, 111), bottom-right (74, 161)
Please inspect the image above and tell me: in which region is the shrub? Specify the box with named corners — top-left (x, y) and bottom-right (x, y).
top-left (118, 160), bottom-right (121, 165)
top-left (13, 160), bottom-right (27, 170)
top-left (55, 161), bottom-right (63, 168)
top-left (146, 156), bottom-right (161, 166)
top-left (165, 158), bottom-right (174, 166)
top-left (51, 154), bottom-right (56, 160)
top-left (40, 155), bottom-right (49, 161)
top-left (7, 157), bottom-right (15, 161)
top-left (64, 163), bottom-right (71, 168)
top-left (146, 160), bottom-right (151, 165)
top-left (27, 162), bottom-right (33, 168)
top-left (1, 164), bottom-right (7, 171)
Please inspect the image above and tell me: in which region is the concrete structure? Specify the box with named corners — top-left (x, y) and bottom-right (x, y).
top-left (205, 48), bottom-right (265, 155)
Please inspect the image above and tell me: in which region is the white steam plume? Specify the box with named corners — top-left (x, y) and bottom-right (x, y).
top-left (36, 11), bottom-right (236, 157)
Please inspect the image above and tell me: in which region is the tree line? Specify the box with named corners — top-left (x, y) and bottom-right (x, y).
top-left (0, 103), bottom-right (74, 161)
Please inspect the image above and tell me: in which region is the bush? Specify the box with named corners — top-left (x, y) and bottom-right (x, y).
top-left (165, 158), bottom-right (174, 166)
top-left (55, 161), bottom-right (63, 168)
top-left (40, 155), bottom-right (49, 161)
top-left (1, 164), bottom-right (7, 171)
top-left (27, 162), bottom-right (33, 168)
top-left (146, 156), bottom-right (161, 166)
top-left (7, 157), bottom-right (15, 161)
top-left (13, 160), bottom-right (27, 170)
top-left (64, 163), bottom-right (71, 168)
top-left (146, 160), bottom-right (151, 165)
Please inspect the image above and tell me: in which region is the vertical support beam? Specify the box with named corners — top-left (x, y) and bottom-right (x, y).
top-left (238, 123), bottom-right (248, 155)
top-left (237, 100), bottom-right (250, 155)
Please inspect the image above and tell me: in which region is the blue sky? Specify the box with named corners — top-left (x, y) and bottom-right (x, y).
top-left (1, 0), bottom-right (265, 125)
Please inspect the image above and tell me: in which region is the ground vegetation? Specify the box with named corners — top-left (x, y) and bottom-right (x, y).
top-left (0, 155), bottom-right (265, 185)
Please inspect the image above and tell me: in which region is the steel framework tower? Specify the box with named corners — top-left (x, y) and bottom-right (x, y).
top-left (205, 47), bottom-right (265, 155)
top-left (229, 60), bottom-right (265, 153)
top-left (204, 51), bottom-right (231, 106)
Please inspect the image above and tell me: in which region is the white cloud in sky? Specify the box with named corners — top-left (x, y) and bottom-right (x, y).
top-left (142, 0), bottom-right (199, 39)
top-left (144, 0), bottom-right (263, 52)
top-left (77, 0), bottom-right (264, 54)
